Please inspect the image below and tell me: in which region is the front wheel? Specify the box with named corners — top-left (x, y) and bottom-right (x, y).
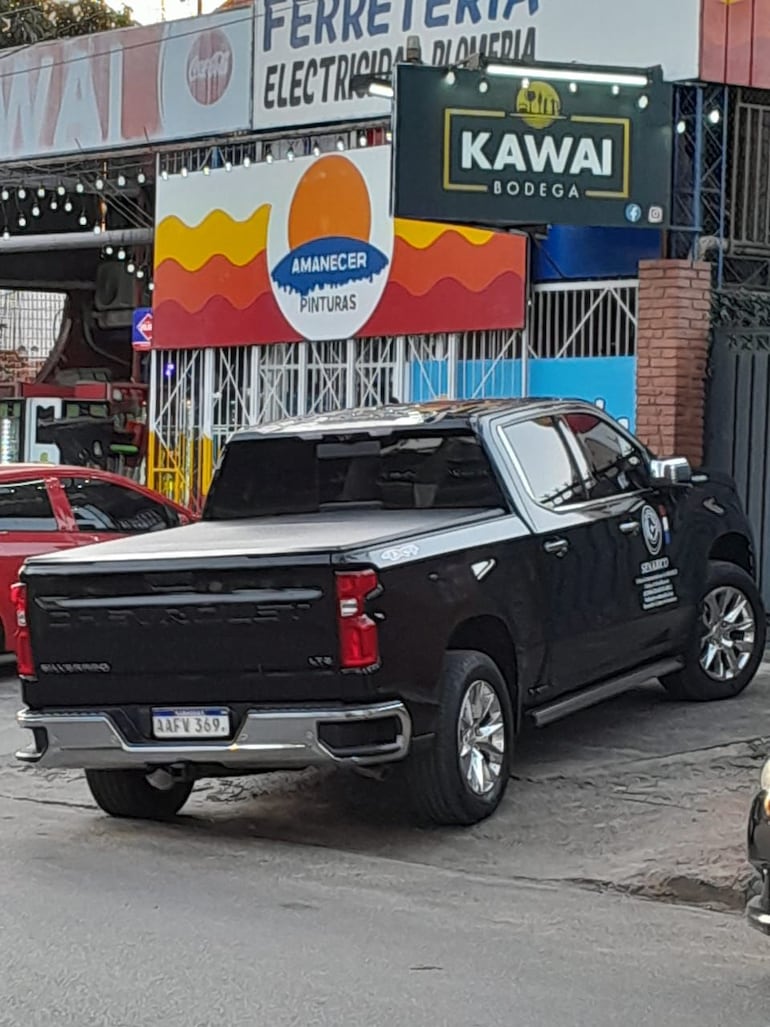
top-left (405, 649), bottom-right (514, 826)
top-left (662, 560), bottom-right (766, 702)
top-left (85, 768), bottom-right (193, 820)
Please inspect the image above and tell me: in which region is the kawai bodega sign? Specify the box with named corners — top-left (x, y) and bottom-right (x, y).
top-left (393, 63), bottom-right (673, 230)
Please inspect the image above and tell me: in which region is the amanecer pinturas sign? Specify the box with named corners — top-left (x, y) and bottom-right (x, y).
top-left (393, 62), bottom-right (673, 229)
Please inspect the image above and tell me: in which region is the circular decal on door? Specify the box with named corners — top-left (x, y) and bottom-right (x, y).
top-left (641, 504), bottom-right (663, 556)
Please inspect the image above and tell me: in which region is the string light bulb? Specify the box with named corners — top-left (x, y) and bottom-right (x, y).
top-left (56, 184), bottom-right (65, 196)
top-left (75, 182), bottom-right (84, 194)
top-left (117, 248), bottom-right (126, 260)
top-left (17, 187), bottom-right (26, 200)
top-left (137, 171), bottom-right (147, 185)
top-left (36, 187), bottom-right (45, 198)
top-left (126, 261), bottom-right (136, 273)
top-left (17, 214), bottom-right (26, 228)
top-left (117, 174), bottom-right (126, 187)
top-left (64, 199), bottom-right (73, 212)
top-left (78, 212), bottom-right (87, 226)
top-left (1, 189), bottom-right (9, 202)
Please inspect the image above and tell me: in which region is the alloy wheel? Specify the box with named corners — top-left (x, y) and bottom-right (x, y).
top-left (699, 584), bottom-right (756, 682)
top-left (457, 679), bottom-right (506, 796)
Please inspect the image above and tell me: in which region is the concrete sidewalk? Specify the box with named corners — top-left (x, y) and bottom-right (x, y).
top-left (1, 663), bottom-right (768, 911)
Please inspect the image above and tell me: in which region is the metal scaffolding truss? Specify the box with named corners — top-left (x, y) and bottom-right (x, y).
top-left (671, 83), bottom-right (770, 290)
top-left (670, 83), bottom-right (730, 282)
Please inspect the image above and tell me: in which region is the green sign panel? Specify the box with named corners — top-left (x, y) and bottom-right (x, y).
top-left (393, 63), bottom-right (673, 230)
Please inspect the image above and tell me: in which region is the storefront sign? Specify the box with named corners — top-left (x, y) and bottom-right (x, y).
top-left (393, 64), bottom-right (673, 229)
top-left (132, 309), bottom-right (153, 351)
top-left (253, 0), bottom-right (699, 129)
top-left (153, 147), bottom-right (527, 348)
top-left (0, 11), bottom-right (252, 160)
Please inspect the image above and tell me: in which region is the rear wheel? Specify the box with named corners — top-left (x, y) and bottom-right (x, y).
top-left (662, 560), bottom-right (766, 701)
top-left (405, 649), bottom-right (513, 826)
top-left (85, 769), bottom-right (193, 820)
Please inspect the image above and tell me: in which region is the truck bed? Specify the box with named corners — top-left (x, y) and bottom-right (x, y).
top-left (25, 508), bottom-right (502, 568)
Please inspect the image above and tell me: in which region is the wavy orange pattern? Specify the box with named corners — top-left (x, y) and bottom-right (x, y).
top-left (154, 269), bottom-right (525, 350)
top-left (155, 252), bottom-right (272, 314)
top-left (155, 231), bottom-right (527, 317)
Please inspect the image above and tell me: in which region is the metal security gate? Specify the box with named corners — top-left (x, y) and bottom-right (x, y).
top-left (148, 281), bottom-right (639, 509)
top-left (705, 326), bottom-right (770, 605)
top-left (529, 279), bottom-right (638, 430)
top-left (148, 330), bottom-right (526, 508)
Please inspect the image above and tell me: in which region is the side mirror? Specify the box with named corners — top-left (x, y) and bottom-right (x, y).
top-left (649, 456), bottom-right (692, 486)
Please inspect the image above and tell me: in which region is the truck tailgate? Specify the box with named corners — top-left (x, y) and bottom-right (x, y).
top-left (23, 558), bottom-right (340, 705)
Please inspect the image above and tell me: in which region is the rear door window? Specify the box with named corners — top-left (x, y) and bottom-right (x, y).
top-left (61, 478), bottom-right (174, 533)
top-left (0, 480), bottom-right (58, 531)
top-left (500, 417), bottom-right (588, 509)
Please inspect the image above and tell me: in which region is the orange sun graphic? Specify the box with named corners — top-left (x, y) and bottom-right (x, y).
top-left (287, 156), bottom-right (371, 249)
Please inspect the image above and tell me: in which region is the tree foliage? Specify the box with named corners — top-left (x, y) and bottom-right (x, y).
top-left (0, 0), bottom-right (134, 50)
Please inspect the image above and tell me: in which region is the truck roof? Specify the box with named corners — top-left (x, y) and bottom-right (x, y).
top-left (232, 398), bottom-right (575, 441)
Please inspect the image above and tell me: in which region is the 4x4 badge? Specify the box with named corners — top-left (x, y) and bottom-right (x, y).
top-left (641, 505), bottom-right (663, 557)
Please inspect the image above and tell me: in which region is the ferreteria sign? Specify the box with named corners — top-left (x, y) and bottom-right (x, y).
top-left (253, 0), bottom-right (699, 128)
top-left (392, 62), bottom-right (673, 229)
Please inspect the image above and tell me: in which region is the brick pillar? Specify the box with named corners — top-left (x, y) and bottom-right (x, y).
top-left (635, 259), bottom-right (712, 466)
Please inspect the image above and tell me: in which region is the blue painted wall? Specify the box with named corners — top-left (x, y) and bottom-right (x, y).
top-left (408, 356), bottom-right (636, 431)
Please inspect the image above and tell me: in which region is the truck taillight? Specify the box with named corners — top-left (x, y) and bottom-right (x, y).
top-left (10, 582), bottom-right (34, 678)
top-left (335, 570), bottom-right (380, 670)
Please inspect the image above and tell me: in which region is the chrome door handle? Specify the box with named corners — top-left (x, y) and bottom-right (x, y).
top-left (543, 538), bottom-right (569, 557)
top-left (619, 521), bottom-right (640, 535)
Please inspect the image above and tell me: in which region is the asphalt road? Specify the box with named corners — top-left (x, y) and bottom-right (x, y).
top-left (2, 797), bottom-right (770, 1027)
top-left (2, 663), bottom-right (770, 1025)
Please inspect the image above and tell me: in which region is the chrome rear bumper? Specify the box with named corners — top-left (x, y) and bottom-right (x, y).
top-left (16, 701), bottom-right (412, 771)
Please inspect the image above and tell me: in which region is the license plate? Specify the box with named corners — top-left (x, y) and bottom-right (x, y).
top-left (152, 708), bottom-right (230, 739)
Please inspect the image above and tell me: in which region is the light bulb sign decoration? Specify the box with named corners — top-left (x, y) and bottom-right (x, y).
top-left (393, 63), bottom-right (673, 230)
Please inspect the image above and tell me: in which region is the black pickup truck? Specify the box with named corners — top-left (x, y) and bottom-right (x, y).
top-left (13, 400), bottom-right (766, 826)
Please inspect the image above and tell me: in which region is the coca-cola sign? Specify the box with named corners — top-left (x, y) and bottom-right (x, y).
top-left (186, 29), bottom-right (233, 106)
top-left (0, 11), bottom-right (250, 159)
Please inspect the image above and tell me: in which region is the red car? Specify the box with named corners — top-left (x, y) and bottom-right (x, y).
top-left (0, 465), bottom-right (192, 653)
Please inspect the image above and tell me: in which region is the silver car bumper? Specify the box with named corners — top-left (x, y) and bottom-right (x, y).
top-left (16, 701), bottom-right (412, 771)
